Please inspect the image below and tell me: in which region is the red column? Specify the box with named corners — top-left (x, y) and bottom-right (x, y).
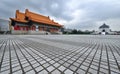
top-left (14, 25), bottom-right (20, 30)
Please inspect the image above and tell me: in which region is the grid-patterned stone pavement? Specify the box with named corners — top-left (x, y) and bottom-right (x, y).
top-left (0, 35), bottom-right (120, 74)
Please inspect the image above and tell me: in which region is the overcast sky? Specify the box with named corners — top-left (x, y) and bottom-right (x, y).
top-left (0, 0), bottom-right (120, 31)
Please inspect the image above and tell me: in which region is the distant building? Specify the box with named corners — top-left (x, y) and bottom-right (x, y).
top-left (91, 23), bottom-right (118, 35)
top-left (0, 19), bottom-right (10, 34)
top-left (10, 9), bottom-right (63, 34)
top-left (64, 28), bottom-right (73, 34)
top-left (99, 23), bottom-right (111, 35)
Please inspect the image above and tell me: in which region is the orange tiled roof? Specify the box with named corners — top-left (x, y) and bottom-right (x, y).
top-left (10, 9), bottom-right (62, 27)
top-left (10, 10), bottom-right (28, 23)
top-left (25, 9), bottom-right (62, 27)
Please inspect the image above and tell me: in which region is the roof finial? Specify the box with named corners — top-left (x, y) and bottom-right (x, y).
top-left (103, 23), bottom-right (106, 25)
top-left (48, 16), bottom-right (50, 19)
top-left (52, 19), bottom-right (54, 22)
top-left (25, 9), bottom-right (29, 12)
top-left (16, 10), bottom-right (19, 13)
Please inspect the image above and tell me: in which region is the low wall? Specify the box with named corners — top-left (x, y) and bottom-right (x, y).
top-left (28, 31), bottom-right (51, 35)
top-left (11, 30), bottom-right (28, 34)
top-left (51, 31), bottom-right (63, 34)
top-left (11, 30), bottom-right (62, 35)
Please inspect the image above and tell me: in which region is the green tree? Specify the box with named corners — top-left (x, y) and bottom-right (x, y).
top-left (71, 29), bottom-right (78, 34)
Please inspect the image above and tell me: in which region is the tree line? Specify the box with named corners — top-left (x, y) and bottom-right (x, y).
top-left (63, 29), bottom-right (93, 34)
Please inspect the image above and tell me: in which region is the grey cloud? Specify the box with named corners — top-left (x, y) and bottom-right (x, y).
top-left (79, 1), bottom-right (120, 21)
top-left (66, 20), bottom-right (98, 30)
top-left (0, 0), bottom-right (120, 30)
top-left (0, 0), bottom-right (73, 20)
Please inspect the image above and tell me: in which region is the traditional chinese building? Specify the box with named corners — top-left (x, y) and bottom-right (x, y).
top-left (10, 9), bottom-right (63, 34)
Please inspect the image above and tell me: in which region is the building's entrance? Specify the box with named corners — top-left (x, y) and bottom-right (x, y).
top-left (102, 29), bottom-right (106, 35)
top-left (102, 29), bottom-right (105, 32)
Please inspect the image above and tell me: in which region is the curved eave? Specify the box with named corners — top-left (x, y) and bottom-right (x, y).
top-left (29, 18), bottom-right (62, 27)
top-left (10, 18), bottom-right (28, 23)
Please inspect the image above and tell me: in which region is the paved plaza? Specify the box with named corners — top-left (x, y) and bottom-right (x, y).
top-left (0, 35), bottom-right (120, 74)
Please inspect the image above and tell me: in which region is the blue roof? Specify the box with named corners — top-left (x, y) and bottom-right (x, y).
top-left (99, 23), bottom-right (109, 28)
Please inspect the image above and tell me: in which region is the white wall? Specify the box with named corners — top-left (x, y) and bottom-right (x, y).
top-left (99, 28), bottom-right (110, 33)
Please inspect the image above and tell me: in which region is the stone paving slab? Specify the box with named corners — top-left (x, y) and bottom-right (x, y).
top-left (0, 35), bottom-right (120, 74)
